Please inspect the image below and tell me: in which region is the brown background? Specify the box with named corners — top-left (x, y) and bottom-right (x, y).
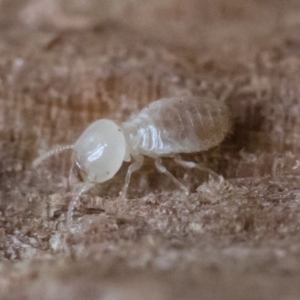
top-left (1, 0), bottom-right (300, 299)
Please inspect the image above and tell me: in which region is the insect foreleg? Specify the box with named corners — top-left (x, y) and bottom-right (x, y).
top-left (174, 155), bottom-right (223, 183)
top-left (119, 155), bottom-right (144, 201)
top-left (155, 158), bottom-right (189, 195)
top-left (67, 182), bottom-right (93, 227)
top-left (66, 153), bottom-right (77, 192)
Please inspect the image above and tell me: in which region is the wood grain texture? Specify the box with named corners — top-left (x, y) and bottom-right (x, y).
top-left (1, 1), bottom-right (300, 299)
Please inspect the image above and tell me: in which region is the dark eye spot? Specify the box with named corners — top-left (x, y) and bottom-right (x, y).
top-left (107, 172), bottom-right (109, 175)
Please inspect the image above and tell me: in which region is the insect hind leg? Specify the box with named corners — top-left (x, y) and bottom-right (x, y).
top-left (119, 155), bottom-right (144, 201)
top-left (174, 155), bottom-right (223, 183)
top-left (155, 157), bottom-right (189, 195)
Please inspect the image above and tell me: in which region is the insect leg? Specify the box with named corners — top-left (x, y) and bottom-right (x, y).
top-left (67, 152), bottom-right (76, 192)
top-left (174, 155), bottom-right (223, 183)
top-left (67, 182), bottom-right (93, 228)
top-left (220, 82), bottom-right (235, 103)
top-left (155, 158), bottom-right (189, 195)
top-left (119, 155), bottom-right (144, 201)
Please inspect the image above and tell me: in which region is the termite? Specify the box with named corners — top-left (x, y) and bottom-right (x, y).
top-left (33, 95), bottom-right (231, 226)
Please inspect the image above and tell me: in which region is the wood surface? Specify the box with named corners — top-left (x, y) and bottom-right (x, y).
top-left (1, 1), bottom-right (300, 299)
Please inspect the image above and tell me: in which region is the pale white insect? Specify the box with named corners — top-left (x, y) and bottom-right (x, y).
top-left (33, 95), bottom-right (231, 226)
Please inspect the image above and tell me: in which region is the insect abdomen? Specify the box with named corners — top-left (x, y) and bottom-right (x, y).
top-left (122, 96), bottom-right (230, 157)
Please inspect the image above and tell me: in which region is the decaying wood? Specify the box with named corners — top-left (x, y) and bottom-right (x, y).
top-left (1, 0), bottom-right (300, 299)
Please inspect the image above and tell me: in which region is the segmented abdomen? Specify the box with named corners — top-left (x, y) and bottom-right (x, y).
top-left (122, 96), bottom-right (230, 157)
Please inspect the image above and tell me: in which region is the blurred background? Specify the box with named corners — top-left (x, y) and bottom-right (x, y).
top-left (1, 1), bottom-right (300, 300)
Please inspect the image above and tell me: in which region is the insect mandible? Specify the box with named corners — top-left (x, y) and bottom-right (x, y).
top-left (33, 95), bottom-right (231, 226)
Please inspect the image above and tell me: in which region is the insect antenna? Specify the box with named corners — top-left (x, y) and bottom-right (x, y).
top-left (32, 144), bottom-right (74, 167)
top-left (67, 182), bottom-right (93, 228)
